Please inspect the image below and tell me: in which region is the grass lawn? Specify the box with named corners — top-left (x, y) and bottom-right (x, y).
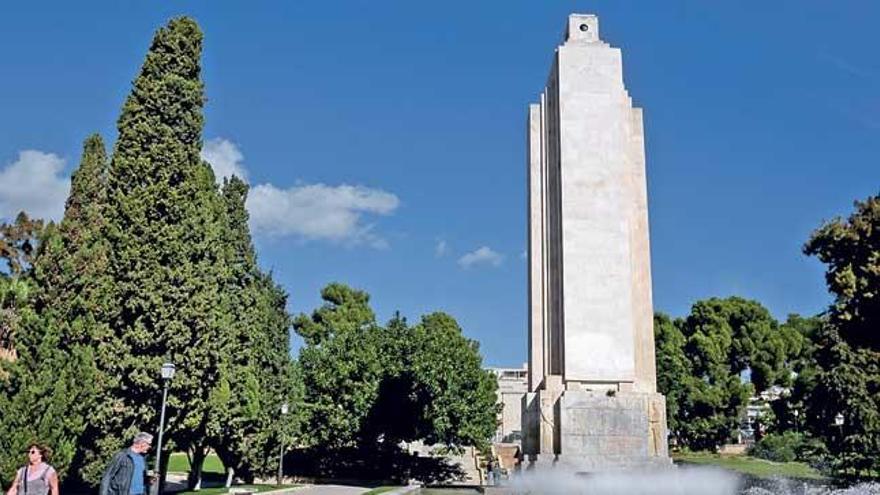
top-left (168, 452), bottom-right (226, 474)
top-left (171, 485), bottom-right (293, 495)
top-left (362, 488), bottom-right (399, 495)
top-left (673, 451), bottom-right (825, 480)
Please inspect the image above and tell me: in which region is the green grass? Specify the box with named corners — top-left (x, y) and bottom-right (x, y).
top-left (362, 488), bottom-right (399, 495)
top-left (171, 485), bottom-right (293, 495)
top-left (167, 452), bottom-right (226, 474)
top-left (672, 451), bottom-right (825, 480)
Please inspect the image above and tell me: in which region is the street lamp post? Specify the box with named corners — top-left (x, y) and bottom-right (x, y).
top-left (277, 402), bottom-right (289, 485)
top-left (834, 413), bottom-right (844, 447)
top-left (152, 362), bottom-right (176, 495)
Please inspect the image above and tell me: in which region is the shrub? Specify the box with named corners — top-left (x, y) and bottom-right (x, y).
top-left (750, 432), bottom-right (803, 462)
top-left (749, 432), bottom-right (827, 465)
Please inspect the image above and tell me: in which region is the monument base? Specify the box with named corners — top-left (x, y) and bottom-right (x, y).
top-left (522, 383), bottom-right (671, 472)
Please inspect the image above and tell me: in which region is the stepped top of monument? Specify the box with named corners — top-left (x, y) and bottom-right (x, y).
top-left (564, 14), bottom-right (602, 44)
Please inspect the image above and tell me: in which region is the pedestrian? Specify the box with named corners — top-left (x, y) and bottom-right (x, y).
top-left (5, 442), bottom-right (59, 495)
top-left (486, 459), bottom-right (495, 486)
top-left (99, 432), bottom-right (153, 495)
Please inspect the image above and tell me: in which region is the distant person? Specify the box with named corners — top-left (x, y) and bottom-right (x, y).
top-left (99, 432), bottom-right (153, 495)
top-left (486, 459), bottom-right (495, 486)
top-left (5, 443), bottom-right (59, 495)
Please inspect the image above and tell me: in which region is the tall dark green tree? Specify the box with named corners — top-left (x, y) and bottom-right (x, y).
top-left (0, 291), bottom-right (96, 486)
top-left (207, 177), bottom-right (302, 485)
top-left (804, 193), bottom-right (880, 477)
top-left (91, 16), bottom-right (233, 485)
top-left (31, 133), bottom-right (112, 348)
top-left (0, 135), bottom-right (109, 486)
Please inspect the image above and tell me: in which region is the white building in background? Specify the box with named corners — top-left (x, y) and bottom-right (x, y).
top-left (488, 365), bottom-right (529, 444)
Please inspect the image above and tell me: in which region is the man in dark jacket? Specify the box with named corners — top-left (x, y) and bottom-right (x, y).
top-left (99, 432), bottom-right (153, 495)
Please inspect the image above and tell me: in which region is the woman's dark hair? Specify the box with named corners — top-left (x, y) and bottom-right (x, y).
top-left (26, 443), bottom-right (51, 463)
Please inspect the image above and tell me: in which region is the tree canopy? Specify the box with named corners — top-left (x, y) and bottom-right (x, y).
top-left (295, 283), bottom-right (498, 465)
top-left (656, 297), bottom-right (804, 450)
top-left (803, 193), bottom-right (880, 477)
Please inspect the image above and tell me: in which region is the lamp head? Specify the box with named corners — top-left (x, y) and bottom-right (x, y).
top-left (161, 362), bottom-right (176, 380)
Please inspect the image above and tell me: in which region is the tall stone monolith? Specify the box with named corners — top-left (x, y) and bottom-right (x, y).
top-left (523, 13), bottom-right (670, 471)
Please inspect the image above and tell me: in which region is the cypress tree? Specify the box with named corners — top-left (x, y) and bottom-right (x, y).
top-left (33, 133), bottom-right (112, 343)
top-left (208, 177), bottom-right (300, 483)
top-left (0, 285), bottom-right (96, 485)
top-left (95, 16), bottom-right (232, 485)
top-left (0, 134), bottom-right (110, 485)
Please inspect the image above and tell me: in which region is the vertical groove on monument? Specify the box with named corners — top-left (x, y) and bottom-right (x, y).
top-left (522, 13), bottom-right (671, 471)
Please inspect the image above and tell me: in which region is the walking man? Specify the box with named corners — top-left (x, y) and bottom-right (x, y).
top-left (99, 432), bottom-right (153, 495)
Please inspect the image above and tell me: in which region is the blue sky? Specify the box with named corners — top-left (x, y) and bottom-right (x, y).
top-left (1, 1), bottom-right (877, 367)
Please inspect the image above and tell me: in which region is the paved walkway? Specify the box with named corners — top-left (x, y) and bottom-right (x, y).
top-left (288, 485), bottom-right (370, 495)
top-left (283, 485), bottom-right (419, 495)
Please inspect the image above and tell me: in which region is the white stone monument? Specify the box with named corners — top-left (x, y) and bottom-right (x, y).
top-left (522, 13), bottom-right (670, 471)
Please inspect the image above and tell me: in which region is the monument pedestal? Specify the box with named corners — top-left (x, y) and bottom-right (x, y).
top-left (523, 381), bottom-right (671, 472)
top-left (556, 390), bottom-right (671, 471)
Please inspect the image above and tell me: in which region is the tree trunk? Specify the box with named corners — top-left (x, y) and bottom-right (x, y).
top-left (159, 449), bottom-right (171, 495)
top-left (187, 446), bottom-right (206, 491)
top-left (225, 467), bottom-right (234, 488)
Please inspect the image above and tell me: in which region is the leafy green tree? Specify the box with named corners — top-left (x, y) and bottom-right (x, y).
top-left (770, 314), bottom-right (823, 434)
top-left (296, 285), bottom-right (499, 458)
top-left (684, 297), bottom-right (785, 393)
top-left (294, 282), bottom-right (376, 346)
top-left (0, 212), bottom-right (45, 277)
top-left (673, 298), bottom-right (762, 450)
top-left (404, 312), bottom-right (499, 451)
top-left (659, 297), bottom-right (796, 450)
top-left (806, 195), bottom-right (879, 352)
top-left (0, 212), bottom-right (45, 361)
top-left (803, 193), bottom-right (880, 477)
top-left (654, 313), bottom-right (690, 441)
top-left (295, 283), bottom-right (383, 449)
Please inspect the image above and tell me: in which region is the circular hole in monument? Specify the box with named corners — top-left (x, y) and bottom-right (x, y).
top-left (579, 23), bottom-right (590, 32)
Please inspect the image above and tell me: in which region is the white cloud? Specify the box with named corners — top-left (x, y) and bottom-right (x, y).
top-left (435, 239), bottom-right (448, 257)
top-left (247, 183), bottom-right (400, 248)
top-left (201, 138), bottom-right (248, 183)
top-left (0, 138), bottom-right (401, 249)
top-left (201, 136), bottom-right (400, 248)
top-left (458, 246), bottom-right (504, 268)
top-left (0, 150), bottom-right (70, 222)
